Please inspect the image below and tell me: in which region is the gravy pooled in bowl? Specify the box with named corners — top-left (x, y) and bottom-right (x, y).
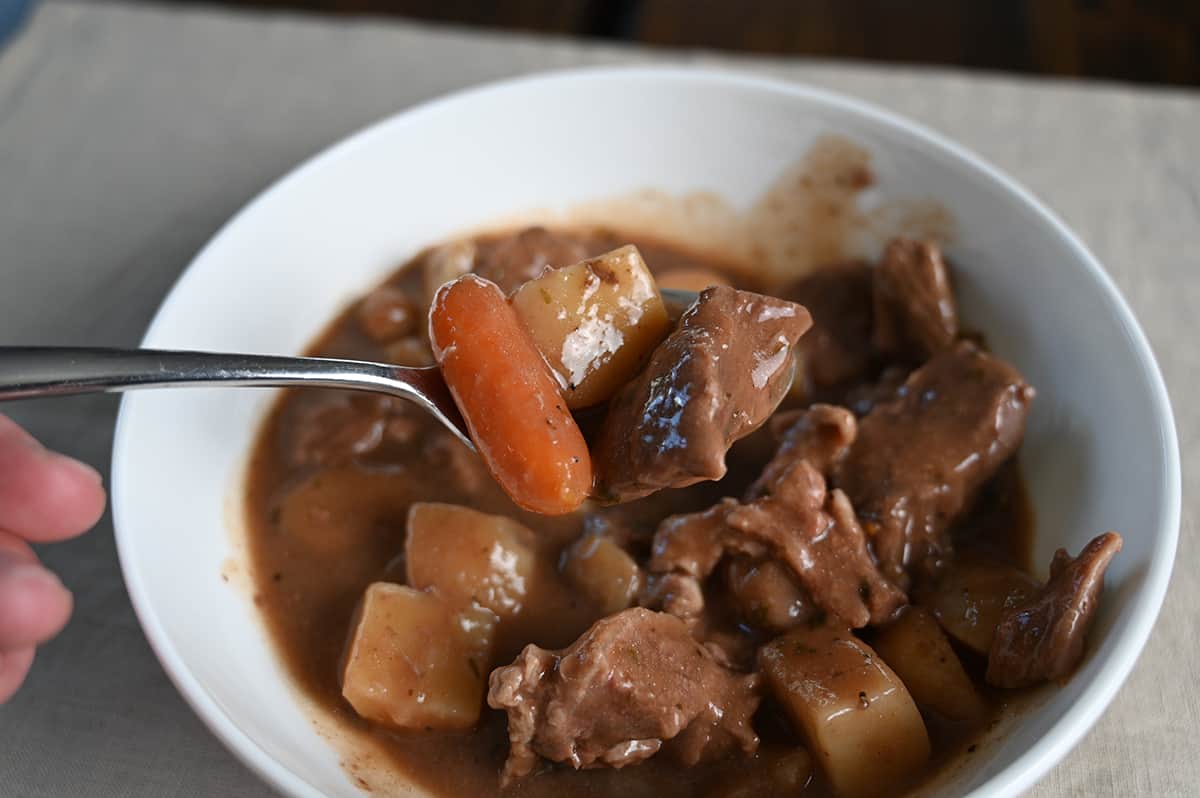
top-left (243, 227), bottom-right (1121, 797)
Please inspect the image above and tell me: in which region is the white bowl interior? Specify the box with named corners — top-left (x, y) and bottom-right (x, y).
top-left (112, 68), bottom-right (1179, 798)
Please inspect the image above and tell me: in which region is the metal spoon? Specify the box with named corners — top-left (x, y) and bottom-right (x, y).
top-left (0, 347), bottom-right (477, 448)
top-left (0, 289), bottom-right (702, 451)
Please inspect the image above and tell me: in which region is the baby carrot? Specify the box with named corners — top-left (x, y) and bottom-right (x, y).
top-left (429, 275), bottom-right (592, 515)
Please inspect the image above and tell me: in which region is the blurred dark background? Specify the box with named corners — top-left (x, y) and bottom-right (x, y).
top-left (149, 0), bottom-right (1199, 87)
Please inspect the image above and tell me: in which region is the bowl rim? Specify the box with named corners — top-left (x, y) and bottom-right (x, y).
top-left (111, 64), bottom-right (1182, 798)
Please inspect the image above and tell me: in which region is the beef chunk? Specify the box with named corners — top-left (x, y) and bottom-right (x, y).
top-left (357, 285), bottom-right (419, 343)
top-left (593, 287), bottom-right (812, 502)
top-left (642, 499), bottom-right (761, 626)
top-left (987, 532), bottom-right (1123, 688)
top-left (474, 227), bottom-right (589, 294)
top-left (843, 365), bottom-right (910, 418)
top-left (648, 499), bottom-right (751, 582)
top-left (834, 343), bottom-right (1034, 587)
top-left (487, 608), bottom-right (760, 783)
top-left (643, 451), bottom-right (904, 630)
top-left (287, 399), bottom-right (386, 468)
top-left (784, 263), bottom-right (876, 394)
top-left (727, 460), bottom-right (906, 628)
top-left (766, 407), bottom-right (806, 441)
top-left (639, 571), bottom-right (707, 624)
top-left (871, 238), bottom-right (959, 362)
top-left (750, 404), bottom-right (856, 498)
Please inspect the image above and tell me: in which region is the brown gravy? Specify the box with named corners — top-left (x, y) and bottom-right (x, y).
top-left (243, 229), bottom-right (1032, 797)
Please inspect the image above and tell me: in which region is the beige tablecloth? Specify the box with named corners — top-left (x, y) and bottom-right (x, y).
top-left (0, 2), bottom-right (1196, 795)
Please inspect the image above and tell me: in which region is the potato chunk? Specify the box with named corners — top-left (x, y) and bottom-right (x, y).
top-left (510, 245), bottom-right (672, 408)
top-left (560, 533), bottom-right (643, 614)
top-left (422, 238), bottom-right (476, 304)
top-left (277, 467), bottom-right (411, 555)
top-left (759, 625), bottom-right (930, 798)
top-left (726, 556), bottom-right (816, 632)
top-left (341, 583), bottom-right (492, 731)
top-left (873, 606), bottom-right (987, 722)
top-left (923, 559), bottom-right (1040, 655)
top-left (406, 503), bottom-right (544, 619)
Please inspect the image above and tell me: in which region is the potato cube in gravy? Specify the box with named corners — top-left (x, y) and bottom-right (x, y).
top-left (872, 606), bottom-right (986, 722)
top-left (727, 556), bottom-right (819, 632)
top-left (277, 467), bottom-right (415, 555)
top-left (560, 533), bottom-right (643, 615)
top-left (759, 625), bottom-right (930, 798)
top-left (421, 239), bottom-right (477, 305)
top-left (510, 245), bottom-right (672, 409)
top-left (406, 503), bottom-right (544, 620)
top-left (923, 559), bottom-right (1041, 655)
top-left (341, 583), bottom-right (493, 731)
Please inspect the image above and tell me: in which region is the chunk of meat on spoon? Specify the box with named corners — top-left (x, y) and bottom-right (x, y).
top-left (593, 286), bottom-right (812, 503)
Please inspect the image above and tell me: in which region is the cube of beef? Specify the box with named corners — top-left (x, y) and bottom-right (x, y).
top-left (987, 532), bottom-right (1123, 688)
top-left (593, 287), bottom-right (811, 502)
top-left (872, 237), bottom-right (959, 362)
top-left (834, 343), bottom-right (1034, 587)
top-left (487, 608), bottom-right (760, 783)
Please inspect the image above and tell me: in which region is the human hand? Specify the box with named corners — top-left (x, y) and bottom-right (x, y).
top-left (0, 414), bottom-right (106, 702)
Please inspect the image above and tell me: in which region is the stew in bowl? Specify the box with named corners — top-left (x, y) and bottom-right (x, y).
top-left (243, 226), bottom-right (1121, 798)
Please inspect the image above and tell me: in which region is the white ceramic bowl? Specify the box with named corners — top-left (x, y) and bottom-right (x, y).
top-left (111, 67), bottom-right (1180, 798)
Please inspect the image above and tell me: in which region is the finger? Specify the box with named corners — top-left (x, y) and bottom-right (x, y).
top-left (0, 646), bottom-right (35, 704)
top-left (0, 415), bottom-right (106, 542)
top-left (0, 532), bottom-right (73, 649)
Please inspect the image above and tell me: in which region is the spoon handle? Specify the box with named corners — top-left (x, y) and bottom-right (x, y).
top-left (0, 346), bottom-right (430, 400)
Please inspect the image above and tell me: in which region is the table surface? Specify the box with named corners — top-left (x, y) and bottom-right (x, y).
top-left (1, 2), bottom-right (1196, 796)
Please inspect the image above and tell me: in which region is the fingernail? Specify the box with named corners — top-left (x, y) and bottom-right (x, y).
top-left (45, 452), bottom-right (103, 485)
